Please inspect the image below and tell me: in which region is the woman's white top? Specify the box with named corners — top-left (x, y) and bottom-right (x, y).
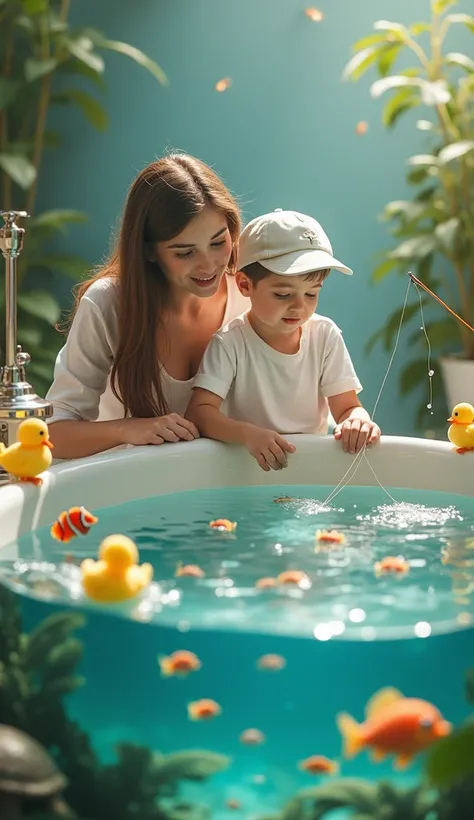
top-left (46, 275), bottom-right (249, 424)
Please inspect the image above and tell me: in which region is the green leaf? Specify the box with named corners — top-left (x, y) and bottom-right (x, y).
top-left (390, 235), bottom-right (438, 260)
top-left (58, 58), bottom-right (107, 91)
top-left (420, 79), bottom-right (451, 104)
top-left (407, 166), bottom-right (431, 185)
top-left (21, 0), bottom-right (48, 13)
top-left (373, 20), bottom-right (409, 38)
top-left (24, 58), bottom-right (58, 82)
top-left (435, 217), bottom-right (460, 251)
top-left (382, 88), bottom-right (418, 127)
top-left (30, 253), bottom-right (89, 280)
top-left (17, 291), bottom-right (61, 326)
top-left (409, 317), bottom-right (459, 348)
top-left (0, 153), bottom-right (36, 189)
top-left (371, 256), bottom-right (400, 282)
top-left (400, 358), bottom-right (432, 395)
top-left (408, 154), bottom-right (439, 167)
top-left (446, 51), bottom-right (474, 71)
top-left (410, 22), bottom-right (431, 35)
top-left (0, 78), bottom-right (21, 112)
top-left (342, 47), bottom-right (380, 81)
top-left (381, 200), bottom-right (429, 222)
top-left (433, 0), bottom-right (458, 14)
top-left (87, 30), bottom-right (168, 85)
top-left (61, 36), bottom-right (105, 74)
top-left (55, 88), bottom-right (108, 130)
top-left (352, 33), bottom-right (387, 51)
top-left (445, 13), bottom-right (474, 33)
top-left (427, 721), bottom-right (474, 788)
top-left (417, 119), bottom-right (434, 131)
top-left (438, 140), bottom-right (474, 163)
top-left (377, 45), bottom-right (402, 77)
top-left (371, 75), bottom-right (420, 99)
top-left (32, 210), bottom-right (88, 233)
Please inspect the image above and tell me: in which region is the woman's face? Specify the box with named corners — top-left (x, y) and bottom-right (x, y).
top-left (155, 205), bottom-right (233, 298)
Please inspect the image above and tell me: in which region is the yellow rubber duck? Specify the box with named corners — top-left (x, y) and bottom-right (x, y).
top-left (447, 402), bottom-right (474, 454)
top-left (0, 418), bottom-right (53, 485)
top-left (80, 534), bottom-right (153, 603)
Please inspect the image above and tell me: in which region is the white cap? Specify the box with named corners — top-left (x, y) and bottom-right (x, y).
top-left (239, 209), bottom-right (353, 276)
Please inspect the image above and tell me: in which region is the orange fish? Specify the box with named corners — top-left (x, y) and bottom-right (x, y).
top-left (257, 653), bottom-right (286, 672)
top-left (256, 577), bottom-right (278, 589)
top-left (158, 650), bottom-right (201, 678)
top-left (175, 563), bottom-right (205, 578)
top-left (277, 570), bottom-right (311, 587)
top-left (215, 77), bottom-right (232, 92)
top-left (298, 755), bottom-right (339, 775)
top-left (209, 518), bottom-right (237, 532)
top-left (374, 556), bottom-right (410, 577)
top-left (316, 529), bottom-right (346, 545)
top-left (188, 698), bottom-right (221, 721)
top-left (226, 800), bottom-right (241, 810)
top-left (239, 728), bottom-right (265, 745)
top-left (337, 687), bottom-right (452, 769)
top-left (50, 506), bottom-right (98, 543)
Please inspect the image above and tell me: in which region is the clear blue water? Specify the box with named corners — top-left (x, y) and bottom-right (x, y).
top-left (1, 484), bottom-right (474, 818)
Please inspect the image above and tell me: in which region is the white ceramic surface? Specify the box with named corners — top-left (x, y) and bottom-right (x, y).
top-left (0, 435), bottom-right (473, 554)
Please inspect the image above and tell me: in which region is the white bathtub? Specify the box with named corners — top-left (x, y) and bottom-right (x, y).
top-left (0, 435), bottom-right (472, 556)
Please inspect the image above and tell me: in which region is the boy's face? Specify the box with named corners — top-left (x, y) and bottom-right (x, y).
top-left (236, 271), bottom-right (324, 335)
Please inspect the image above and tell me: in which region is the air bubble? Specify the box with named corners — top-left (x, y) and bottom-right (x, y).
top-left (428, 369), bottom-right (434, 377)
top-left (427, 403), bottom-right (432, 410)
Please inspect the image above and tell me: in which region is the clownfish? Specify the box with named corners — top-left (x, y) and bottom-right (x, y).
top-left (51, 506), bottom-right (98, 543)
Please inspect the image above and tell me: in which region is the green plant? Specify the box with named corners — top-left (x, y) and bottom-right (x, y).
top-left (343, 0), bottom-right (474, 424)
top-left (0, 0), bottom-right (167, 395)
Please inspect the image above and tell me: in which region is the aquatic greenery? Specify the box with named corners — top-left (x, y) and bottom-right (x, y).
top-left (0, 586), bottom-right (230, 819)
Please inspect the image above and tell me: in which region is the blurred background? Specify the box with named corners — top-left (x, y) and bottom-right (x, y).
top-left (2, 0), bottom-right (473, 436)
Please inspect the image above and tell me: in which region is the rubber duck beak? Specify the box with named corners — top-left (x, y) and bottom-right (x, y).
top-left (44, 440), bottom-right (54, 449)
top-left (447, 417), bottom-right (454, 423)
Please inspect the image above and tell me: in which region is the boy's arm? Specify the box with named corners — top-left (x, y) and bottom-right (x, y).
top-left (185, 388), bottom-right (257, 445)
top-left (329, 390), bottom-right (380, 454)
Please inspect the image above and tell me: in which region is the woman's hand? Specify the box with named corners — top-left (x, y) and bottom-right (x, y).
top-left (333, 418), bottom-right (381, 454)
top-left (243, 426), bottom-right (296, 471)
top-left (121, 414), bottom-right (200, 446)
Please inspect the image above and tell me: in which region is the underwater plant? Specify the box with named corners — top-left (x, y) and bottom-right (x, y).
top-left (0, 587), bottom-right (230, 819)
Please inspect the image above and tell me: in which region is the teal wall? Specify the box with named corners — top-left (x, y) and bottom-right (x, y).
top-left (38, 0), bottom-right (460, 436)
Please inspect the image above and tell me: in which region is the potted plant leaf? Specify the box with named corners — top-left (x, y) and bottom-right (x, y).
top-left (0, 0), bottom-right (167, 397)
top-left (343, 0), bottom-right (474, 426)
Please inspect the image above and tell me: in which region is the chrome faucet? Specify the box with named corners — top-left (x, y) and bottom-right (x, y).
top-left (0, 210), bottom-right (53, 484)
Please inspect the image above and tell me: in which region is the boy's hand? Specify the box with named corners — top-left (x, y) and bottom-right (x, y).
top-left (333, 418), bottom-right (381, 454)
top-left (243, 427), bottom-right (296, 471)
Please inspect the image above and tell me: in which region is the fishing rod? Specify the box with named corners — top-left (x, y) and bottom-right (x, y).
top-left (408, 271), bottom-right (474, 333)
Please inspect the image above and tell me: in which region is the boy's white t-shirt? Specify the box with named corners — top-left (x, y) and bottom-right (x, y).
top-left (193, 312), bottom-right (362, 435)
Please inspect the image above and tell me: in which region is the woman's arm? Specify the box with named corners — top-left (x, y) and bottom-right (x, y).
top-left (48, 419), bottom-right (127, 459)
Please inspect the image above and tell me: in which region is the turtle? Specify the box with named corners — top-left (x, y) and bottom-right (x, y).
top-left (0, 724), bottom-right (72, 818)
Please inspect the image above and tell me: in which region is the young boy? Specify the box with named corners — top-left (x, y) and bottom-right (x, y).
top-left (185, 209), bottom-right (381, 472)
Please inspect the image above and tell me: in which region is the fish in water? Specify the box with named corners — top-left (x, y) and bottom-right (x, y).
top-left (298, 755), bottom-right (339, 775)
top-left (158, 650), bottom-right (201, 678)
top-left (187, 698), bottom-right (221, 721)
top-left (337, 687), bottom-right (452, 769)
top-left (51, 506), bottom-right (98, 543)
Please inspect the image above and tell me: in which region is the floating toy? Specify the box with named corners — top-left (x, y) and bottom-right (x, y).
top-left (255, 577), bottom-right (278, 589)
top-left (187, 698), bottom-right (221, 721)
top-left (298, 755), bottom-right (339, 775)
top-left (50, 506), bottom-right (98, 543)
top-left (175, 562), bottom-right (205, 578)
top-left (158, 650), bottom-right (201, 678)
top-left (277, 570), bottom-right (311, 587)
top-left (256, 653), bottom-right (286, 672)
top-left (273, 496), bottom-right (294, 504)
top-left (0, 418), bottom-right (53, 485)
top-left (374, 556), bottom-right (410, 578)
top-left (209, 518), bottom-right (237, 532)
top-left (239, 728), bottom-right (265, 745)
top-left (337, 687), bottom-right (452, 770)
top-left (316, 529), bottom-right (346, 545)
top-left (80, 534), bottom-right (153, 603)
top-left (447, 402), bottom-right (474, 454)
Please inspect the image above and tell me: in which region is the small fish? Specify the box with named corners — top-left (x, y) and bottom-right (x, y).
top-left (277, 570), bottom-right (311, 587)
top-left (257, 653), bottom-right (286, 672)
top-left (316, 529), bottom-right (346, 545)
top-left (273, 496), bottom-right (294, 504)
top-left (240, 728), bottom-right (265, 745)
top-left (175, 563), bottom-right (205, 578)
top-left (188, 698), bottom-right (221, 721)
top-left (50, 506), bottom-right (98, 543)
top-left (337, 687), bottom-right (452, 769)
top-left (374, 556), bottom-right (410, 577)
top-left (158, 650), bottom-right (201, 678)
top-left (298, 755), bottom-right (339, 775)
top-left (209, 518), bottom-right (237, 532)
top-left (226, 800), bottom-right (241, 810)
top-left (256, 577), bottom-right (278, 589)
top-left (215, 77), bottom-right (232, 92)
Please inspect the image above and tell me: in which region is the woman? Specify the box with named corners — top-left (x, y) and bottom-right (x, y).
top-left (46, 153), bottom-right (248, 459)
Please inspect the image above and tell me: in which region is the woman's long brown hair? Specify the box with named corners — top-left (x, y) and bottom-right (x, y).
top-left (68, 153), bottom-right (241, 418)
